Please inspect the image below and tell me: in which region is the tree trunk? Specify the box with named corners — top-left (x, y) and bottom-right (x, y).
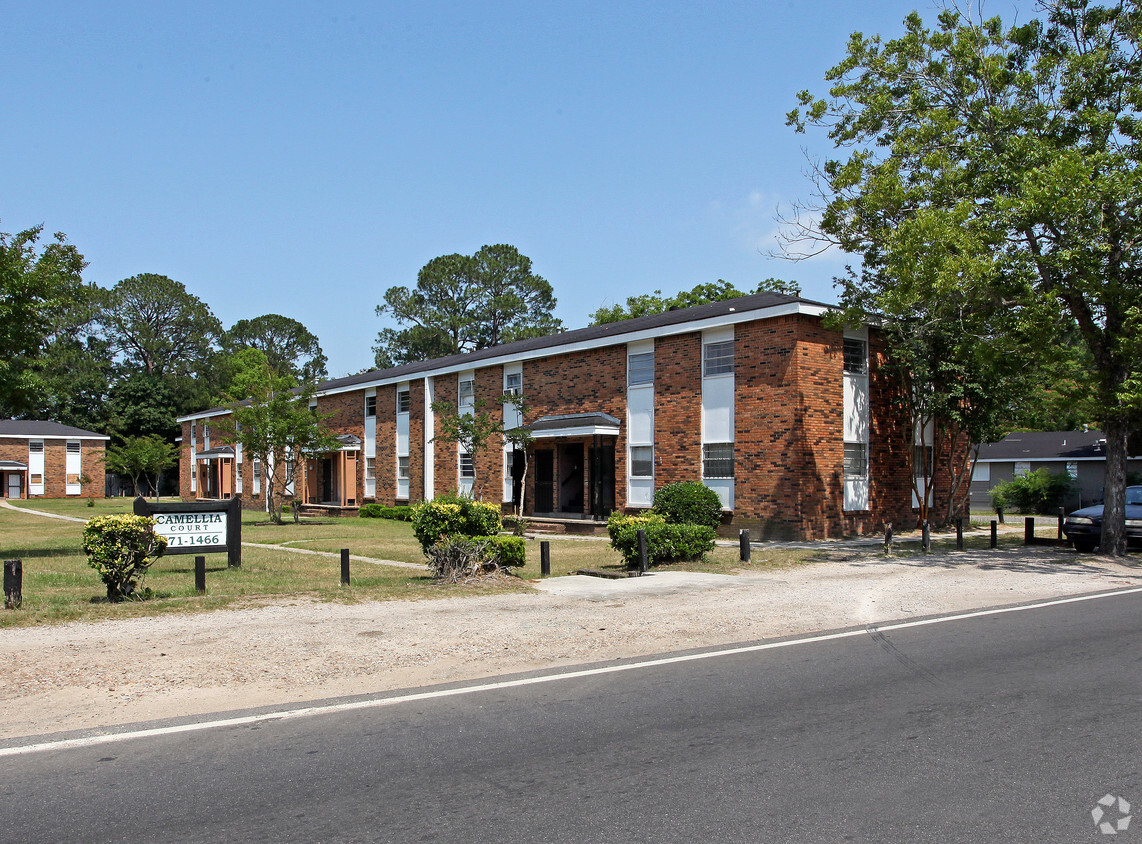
top-left (1100, 416), bottom-right (1129, 556)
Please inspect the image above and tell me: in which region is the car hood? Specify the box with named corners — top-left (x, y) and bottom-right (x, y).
top-left (1067, 504), bottom-right (1142, 521)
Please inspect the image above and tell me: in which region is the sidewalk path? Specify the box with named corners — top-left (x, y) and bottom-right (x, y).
top-left (1, 500), bottom-right (425, 571)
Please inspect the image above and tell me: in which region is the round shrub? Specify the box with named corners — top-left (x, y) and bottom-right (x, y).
top-left (82, 514), bottom-right (168, 602)
top-left (652, 481), bottom-right (723, 529)
top-left (411, 494), bottom-right (504, 552)
top-left (606, 512), bottom-right (715, 567)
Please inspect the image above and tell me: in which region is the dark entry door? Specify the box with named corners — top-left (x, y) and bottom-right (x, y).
top-left (589, 443), bottom-right (616, 519)
top-left (559, 444), bottom-right (584, 513)
top-left (534, 450), bottom-right (554, 513)
top-left (321, 458), bottom-right (335, 503)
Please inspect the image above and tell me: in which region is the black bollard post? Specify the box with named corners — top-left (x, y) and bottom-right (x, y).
top-left (884, 523), bottom-right (893, 554)
top-left (1057, 507), bottom-right (1065, 540)
top-left (997, 503), bottom-right (1004, 524)
top-left (1025, 517), bottom-right (1035, 546)
top-left (4, 559), bottom-right (21, 609)
top-left (540, 540), bottom-right (551, 577)
top-left (990, 519), bottom-right (998, 549)
top-left (194, 556), bottom-right (206, 594)
top-left (955, 517), bottom-right (964, 551)
top-left (922, 520), bottom-right (931, 552)
top-left (340, 549), bottom-right (350, 587)
top-left (739, 529), bottom-right (751, 562)
top-left (637, 529), bottom-right (648, 575)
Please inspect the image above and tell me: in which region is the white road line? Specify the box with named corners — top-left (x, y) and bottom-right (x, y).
top-left (3, 585), bottom-right (1141, 758)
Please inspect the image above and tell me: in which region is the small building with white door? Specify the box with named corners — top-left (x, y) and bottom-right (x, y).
top-left (0, 420), bottom-right (109, 499)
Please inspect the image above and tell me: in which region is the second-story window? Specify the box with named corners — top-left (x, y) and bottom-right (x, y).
top-left (397, 389), bottom-right (410, 413)
top-left (703, 341), bottom-right (734, 377)
top-left (365, 396), bottom-right (376, 417)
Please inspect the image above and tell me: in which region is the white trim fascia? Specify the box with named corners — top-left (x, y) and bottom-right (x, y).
top-left (178, 409), bottom-right (232, 423)
top-left (0, 434), bottom-right (110, 441)
top-left (311, 302), bottom-right (833, 399)
top-left (975, 455), bottom-right (1142, 464)
top-left (531, 425), bottom-right (621, 439)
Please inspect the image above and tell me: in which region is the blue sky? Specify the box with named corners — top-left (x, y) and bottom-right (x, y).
top-left (2, 1), bottom-right (1000, 377)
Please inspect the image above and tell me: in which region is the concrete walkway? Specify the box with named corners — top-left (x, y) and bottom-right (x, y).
top-left (0, 500), bottom-right (426, 571)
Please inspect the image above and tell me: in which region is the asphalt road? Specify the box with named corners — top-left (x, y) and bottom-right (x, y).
top-left (3, 589), bottom-right (1141, 843)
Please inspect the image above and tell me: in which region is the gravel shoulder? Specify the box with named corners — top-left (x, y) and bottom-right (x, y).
top-left (2, 545), bottom-right (1140, 742)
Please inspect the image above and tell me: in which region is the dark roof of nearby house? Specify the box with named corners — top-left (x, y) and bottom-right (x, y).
top-left (181, 291), bottom-right (829, 420)
top-left (976, 431), bottom-right (1112, 462)
top-left (0, 420), bottom-right (110, 440)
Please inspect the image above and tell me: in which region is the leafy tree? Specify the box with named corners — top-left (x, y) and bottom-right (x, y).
top-left (99, 273), bottom-right (222, 378)
top-left (104, 373), bottom-right (184, 441)
top-left (105, 435), bottom-right (179, 499)
top-left (589, 278), bottom-right (801, 325)
top-left (431, 393), bottom-right (530, 506)
top-left (213, 349), bottom-right (341, 524)
top-left (0, 224), bottom-right (88, 414)
top-left (222, 314), bottom-right (328, 384)
top-left (787, 0), bottom-right (1142, 553)
top-left (374, 245), bottom-right (561, 368)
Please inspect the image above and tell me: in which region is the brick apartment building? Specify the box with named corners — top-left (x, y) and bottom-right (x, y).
top-left (177, 292), bottom-right (920, 539)
top-left (0, 420), bottom-right (109, 499)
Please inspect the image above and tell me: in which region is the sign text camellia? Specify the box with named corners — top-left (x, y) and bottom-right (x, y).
top-left (133, 497), bottom-right (241, 568)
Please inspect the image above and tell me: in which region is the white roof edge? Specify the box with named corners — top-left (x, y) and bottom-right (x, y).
top-left (976, 455), bottom-right (1142, 463)
top-left (531, 425), bottom-right (621, 439)
top-left (177, 302), bottom-right (836, 419)
top-left (314, 301), bottom-right (833, 399)
top-left (0, 433), bottom-right (110, 441)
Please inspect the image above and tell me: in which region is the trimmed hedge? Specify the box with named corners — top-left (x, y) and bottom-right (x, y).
top-left (606, 512), bottom-right (715, 567)
top-left (990, 468), bottom-right (1076, 515)
top-left (411, 494), bottom-right (503, 552)
top-left (480, 535), bottom-right (526, 568)
top-left (82, 514), bottom-right (168, 602)
top-left (359, 503), bottom-right (413, 521)
top-left (652, 481), bottom-right (723, 529)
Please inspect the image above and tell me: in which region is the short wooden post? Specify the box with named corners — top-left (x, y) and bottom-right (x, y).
top-left (921, 520), bottom-right (931, 552)
top-left (990, 519), bottom-right (998, 549)
top-left (1057, 507), bottom-right (1065, 540)
top-left (194, 556), bottom-right (206, 594)
top-left (884, 523), bottom-right (893, 553)
top-left (637, 529), bottom-right (648, 575)
top-left (955, 518), bottom-right (964, 551)
top-left (1024, 516), bottom-right (1035, 546)
top-left (996, 503), bottom-right (1004, 524)
top-left (540, 541), bottom-right (551, 577)
top-left (340, 548), bottom-right (350, 587)
top-left (739, 529), bottom-right (751, 562)
top-left (4, 559), bottom-right (22, 609)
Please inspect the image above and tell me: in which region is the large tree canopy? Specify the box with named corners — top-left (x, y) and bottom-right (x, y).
top-left (788, 0), bottom-right (1142, 553)
top-left (100, 273), bottom-right (222, 378)
top-left (222, 314), bottom-right (328, 384)
top-left (373, 244), bottom-right (562, 368)
top-left (589, 278), bottom-right (801, 325)
top-left (0, 224), bottom-right (88, 414)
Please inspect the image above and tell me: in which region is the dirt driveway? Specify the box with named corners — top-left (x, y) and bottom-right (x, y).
top-left (2, 544), bottom-right (1139, 742)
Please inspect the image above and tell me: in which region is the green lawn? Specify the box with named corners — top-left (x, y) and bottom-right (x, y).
top-left (0, 499), bottom-right (816, 628)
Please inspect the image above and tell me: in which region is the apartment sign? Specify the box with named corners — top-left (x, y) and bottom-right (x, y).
top-left (133, 496), bottom-right (242, 568)
top-left (152, 511), bottom-right (227, 549)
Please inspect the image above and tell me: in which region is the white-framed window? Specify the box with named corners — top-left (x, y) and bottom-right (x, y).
top-left (915, 445), bottom-right (935, 477)
top-left (628, 351), bottom-right (654, 386)
top-left (843, 338), bottom-right (868, 375)
top-left (703, 341), bottom-right (734, 377)
top-left (365, 395), bottom-right (376, 417)
top-left (458, 378), bottom-right (475, 409)
top-left (629, 446), bottom-right (654, 478)
top-left (28, 440), bottom-right (45, 495)
top-left (703, 443), bottom-right (734, 478)
top-left (504, 372), bottom-right (522, 396)
top-left (397, 456), bottom-right (410, 480)
top-left (459, 453), bottom-right (475, 478)
top-left (1014, 461), bottom-right (1031, 478)
top-left (1066, 461), bottom-right (1079, 478)
top-left (397, 389), bottom-right (410, 413)
top-left (844, 442), bottom-right (869, 477)
top-left (366, 457), bottom-right (376, 481)
top-left (66, 440), bottom-right (82, 492)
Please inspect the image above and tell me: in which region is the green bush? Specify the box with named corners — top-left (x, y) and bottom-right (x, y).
top-left (480, 535), bottom-right (526, 568)
top-left (82, 514), bottom-right (168, 602)
top-left (411, 494), bottom-right (503, 552)
top-left (652, 481), bottom-right (723, 529)
top-left (359, 503), bottom-right (413, 521)
top-left (990, 468), bottom-right (1077, 515)
top-left (606, 512), bottom-right (716, 567)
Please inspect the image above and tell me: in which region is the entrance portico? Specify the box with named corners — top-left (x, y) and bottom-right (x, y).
top-left (527, 413), bottom-right (619, 521)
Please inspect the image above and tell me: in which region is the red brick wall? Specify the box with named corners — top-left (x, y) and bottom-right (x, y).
top-left (653, 332), bottom-right (703, 490)
top-left (0, 437), bottom-right (105, 499)
top-left (474, 364), bottom-right (505, 502)
top-left (408, 379), bottom-right (425, 502)
top-left (432, 373), bottom-right (459, 497)
top-left (373, 385), bottom-right (398, 505)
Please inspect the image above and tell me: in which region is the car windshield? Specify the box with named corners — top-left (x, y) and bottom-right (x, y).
top-left (1127, 488), bottom-right (1142, 506)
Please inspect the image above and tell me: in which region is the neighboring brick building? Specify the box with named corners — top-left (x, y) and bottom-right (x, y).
top-left (177, 292), bottom-right (920, 539)
top-left (0, 420), bottom-right (109, 499)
